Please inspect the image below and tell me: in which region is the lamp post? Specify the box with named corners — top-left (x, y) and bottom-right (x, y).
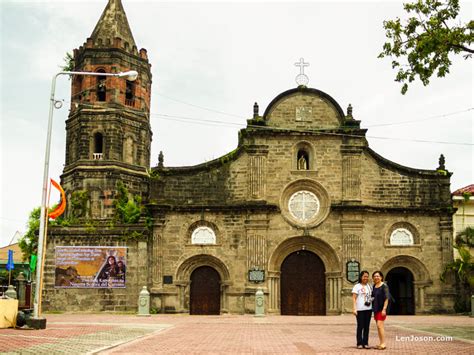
top-left (30, 70), bottom-right (138, 329)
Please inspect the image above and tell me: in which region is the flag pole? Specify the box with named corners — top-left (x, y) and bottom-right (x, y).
top-left (38, 180), bottom-right (52, 317)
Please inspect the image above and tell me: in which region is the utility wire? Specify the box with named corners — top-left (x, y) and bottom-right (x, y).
top-left (154, 91), bottom-right (246, 119)
top-left (61, 100), bottom-right (472, 146)
top-left (364, 108), bottom-right (473, 128)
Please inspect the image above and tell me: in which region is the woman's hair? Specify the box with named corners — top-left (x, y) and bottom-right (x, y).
top-left (107, 256), bottom-right (116, 263)
top-left (358, 270), bottom-right (369, 283)
top-left (372, 270), bottom-right (384, 280)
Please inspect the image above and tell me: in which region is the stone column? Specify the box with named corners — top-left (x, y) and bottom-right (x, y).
top-left (175, 280), bottom-right (188, 313)
top-left (340, 217), bottom-right (364, 314)
top-left (221, 281), bottom-right (230, 314)
top-left (413, 281), bottom-right (432, 314)
top-left (267, 271), bottom-right (280, 314)
top-left (151, 214), bottom-right (165, 292)
top-left (439, 216), bottom-right (454, 265)
top-left (137, 241), bottom-right (148, 288)
top-left (340, 145), bottom-right (362, 203)
top-left (247, 145), bottom-right (268, 200)
top-left (326, 271), bottom-right (343, 314)
top-left (245, 214), bottom-right (269, 282)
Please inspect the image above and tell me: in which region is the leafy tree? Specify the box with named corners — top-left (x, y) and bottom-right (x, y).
top-left (455, 226), bottom-right (474, 247)
top-left (441, 245), bottom-right (474, 287)
top-left (441, 226), bottom-right (474, 312)
top-left (18, 207), bottom-right (41, 261)
top-left (379, 0), bottom-right (473, 94)
top-left (60, 52), bottom-right (74, 72)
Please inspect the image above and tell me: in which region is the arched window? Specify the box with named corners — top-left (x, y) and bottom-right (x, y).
top-left (93, 132), bottom-right (103, 160)
top-left (297, 149), bottom-right (310, 170)
top-left (386, 222), bottom-right (420, 246)
top-left (191, 226), bottom-right (216, 245)
top-left (125, 80), bottom-right (135, 106)
top-left (390, 228), bottom-right (414, 246)
top-left (96, 69), bottom-right (106, 102)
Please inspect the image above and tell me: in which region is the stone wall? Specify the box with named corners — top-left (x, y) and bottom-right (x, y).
top-left (42, 224), bottom-right (149, 312)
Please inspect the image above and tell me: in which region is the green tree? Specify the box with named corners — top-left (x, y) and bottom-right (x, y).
top-left (60, 52), bottom-right (74, 72)
top-left (18, 207), bottom-right (41, 261)
top-left (441, 226), bottom-right (474, 312)
top-left (379, 0), bottom-right (473, 94)
top-left (455, 226), bottom-right (474, 247)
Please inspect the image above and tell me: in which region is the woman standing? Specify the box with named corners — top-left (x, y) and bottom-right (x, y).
top-left (352, 270), bottom-right (372, 349)
top-left (372, 270), bottom-right (390, 350)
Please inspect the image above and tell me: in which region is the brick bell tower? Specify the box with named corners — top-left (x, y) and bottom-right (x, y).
top-left (61, 0), bottom-right (152, 219)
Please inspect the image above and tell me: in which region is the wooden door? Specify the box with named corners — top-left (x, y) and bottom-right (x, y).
top-left (281, 250), bottom-right (326, 315)
top-left (190, 266), bottom-right (221, 315)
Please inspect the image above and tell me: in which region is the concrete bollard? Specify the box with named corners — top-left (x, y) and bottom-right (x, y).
top-left (255, 288), bottom-right (265, 317)
top-left (16, 273), bottom-right (26, 306)
top-left (5, 285), bottom-right (17, 299)
top-left (137, 286), bottom-right (151, 317)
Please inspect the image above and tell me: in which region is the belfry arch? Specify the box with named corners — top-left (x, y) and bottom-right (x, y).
top-left (267, 236), bottom-right (342, 315)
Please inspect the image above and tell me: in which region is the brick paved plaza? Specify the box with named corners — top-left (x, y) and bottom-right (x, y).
top-left (0, 314), bottom-right (472, 354)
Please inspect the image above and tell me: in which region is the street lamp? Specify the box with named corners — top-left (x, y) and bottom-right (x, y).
top-left (30, 70), bottom-right (139, 329)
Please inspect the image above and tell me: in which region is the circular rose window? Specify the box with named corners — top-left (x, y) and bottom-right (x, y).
top-left (288, 190), bottom-right (320, 222)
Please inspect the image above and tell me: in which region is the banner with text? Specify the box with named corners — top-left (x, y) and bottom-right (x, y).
top-left (55, 246), bottom-right (127, 288)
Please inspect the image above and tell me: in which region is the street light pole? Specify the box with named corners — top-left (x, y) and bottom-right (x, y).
top-left (30, 70), bottom-right (138, 329)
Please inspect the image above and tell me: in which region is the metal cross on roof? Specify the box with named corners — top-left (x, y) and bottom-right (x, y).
top-left (294, 57), bottom-right (309, 86)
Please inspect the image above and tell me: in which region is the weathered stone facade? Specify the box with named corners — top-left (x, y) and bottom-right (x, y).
top-left (43, 0), bottom-right (455, 315)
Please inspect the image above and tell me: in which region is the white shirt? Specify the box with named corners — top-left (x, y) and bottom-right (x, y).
top-left (352, 283), bottom-right (372, 311)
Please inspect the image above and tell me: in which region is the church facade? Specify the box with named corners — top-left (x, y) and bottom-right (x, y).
top-left (43, 0), bottom-right (456, 315)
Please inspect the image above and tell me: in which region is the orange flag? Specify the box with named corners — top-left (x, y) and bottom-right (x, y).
top-left (48, 179), bottom-right (66, 219)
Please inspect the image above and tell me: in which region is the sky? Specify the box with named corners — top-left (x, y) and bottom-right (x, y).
top-left (0, 0), bottom-right (472, 248)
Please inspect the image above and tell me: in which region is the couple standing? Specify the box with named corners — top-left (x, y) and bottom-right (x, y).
top-left (352, 270), bottom-right (390, 350)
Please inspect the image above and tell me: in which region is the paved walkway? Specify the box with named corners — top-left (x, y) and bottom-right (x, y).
top-left (0, 314), bottom-right (472, 354)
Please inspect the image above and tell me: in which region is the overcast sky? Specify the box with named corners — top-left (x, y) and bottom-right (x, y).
top-left (1, 0), bottom-right (472, 248)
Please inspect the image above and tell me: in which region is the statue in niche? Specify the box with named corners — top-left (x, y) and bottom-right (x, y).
top-left (297, 154), bottom-right (309, 170)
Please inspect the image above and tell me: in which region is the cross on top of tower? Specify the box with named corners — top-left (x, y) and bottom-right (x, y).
top-left (295, 58), bottom-right (309, 75)
top-left (294, 58), bottom-right (310, 86)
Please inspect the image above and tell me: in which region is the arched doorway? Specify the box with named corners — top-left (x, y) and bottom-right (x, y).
top-left (280, 250), bottom-right (326, 315)
top-left (190, 266), bottom-right (221, 315)
top-left (386, 267), bottom-right (415, 315)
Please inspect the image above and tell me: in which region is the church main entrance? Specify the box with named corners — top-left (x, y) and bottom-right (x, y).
top-left (386, 267), bottom-right (415, 315)
top-left (280, 250), bottom-right (326, 315)
top-left (190, 266), bottom-right (221, 315)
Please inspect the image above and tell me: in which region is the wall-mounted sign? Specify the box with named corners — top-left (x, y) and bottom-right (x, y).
top-left (248, 268), bottom-right (265, 283)
top-left (55, 246), bottom-right (127, 288)
top-left (346, 260), bottom-right (360, 283)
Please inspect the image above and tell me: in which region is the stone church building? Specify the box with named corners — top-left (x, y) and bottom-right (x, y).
top-left (43, 0), bottom-right (455, 315)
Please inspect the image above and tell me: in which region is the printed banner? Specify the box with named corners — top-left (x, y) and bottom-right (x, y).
top-left (55, 246), bottom-right (127, 288)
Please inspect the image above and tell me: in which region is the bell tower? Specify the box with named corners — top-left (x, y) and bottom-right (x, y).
top-left (62, 0), bottom-right (152, 219)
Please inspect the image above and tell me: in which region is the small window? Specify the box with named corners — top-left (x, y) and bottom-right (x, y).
top-left (93, 132), bottom-right (103, 160)
top-left (125, 80), bottom-right (135, 106)
top-left (191, 226), bottom-right (216, 245)
top-left (297, 149), bottom-right (310, 170)
top-left (97, 69), bottom-right (106, 102)
top-left (390, 228), bottom-right (414, 246)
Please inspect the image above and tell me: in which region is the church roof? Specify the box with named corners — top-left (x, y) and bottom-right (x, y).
top-left (90, 0), bottom-right (136, 50)
top-left (452, 184), bottom-right (474, 196)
